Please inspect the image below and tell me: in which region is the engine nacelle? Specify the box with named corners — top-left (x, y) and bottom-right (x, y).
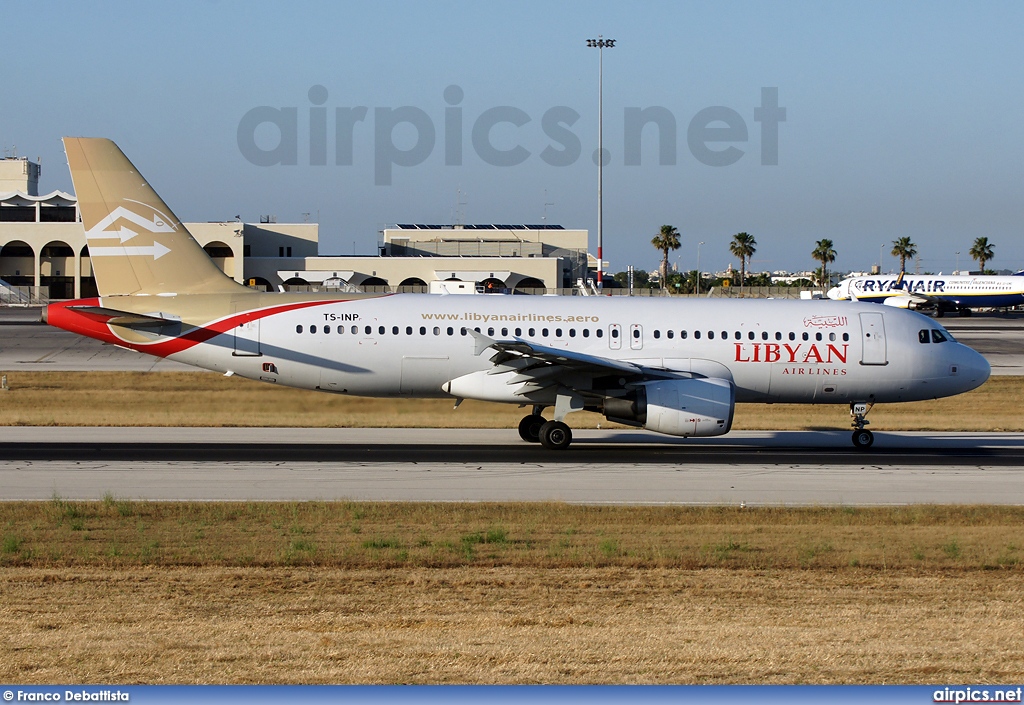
top-left (604, 377), bottom-right (735, 438)
top-left (882, 295), bottom-right (913, 308)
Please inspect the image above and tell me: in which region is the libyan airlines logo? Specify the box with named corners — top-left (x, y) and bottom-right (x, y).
top-left (84, 201), bottom-right (177, 260)
top-left (803, 315), bottom-right (848, 328)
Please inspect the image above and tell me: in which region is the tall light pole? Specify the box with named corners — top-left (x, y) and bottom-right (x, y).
top-left (587, 36), bottom-right (615, 290)
top-left (696, 241), bottom-right (705, 295)
top-left (955, 251), bottom-right (960, 274)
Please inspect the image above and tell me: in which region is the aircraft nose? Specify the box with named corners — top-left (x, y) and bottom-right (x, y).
top-left (826, 286), bottom-right (841, 300)
top-left (953, 344), bottom-right (990, 393)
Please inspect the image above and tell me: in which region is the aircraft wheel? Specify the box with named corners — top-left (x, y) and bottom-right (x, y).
top-left (852, 429), bottom-right (874, 449)
top-left (518, 414), bottom-right (546, 443)
top-left (539, 420), bottom-right (572, 450)
top-left (933, 309), bottom-right (945, 318)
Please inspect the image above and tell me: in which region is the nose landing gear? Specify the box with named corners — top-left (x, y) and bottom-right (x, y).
top-left (850, 401), bottom-right (874, 449)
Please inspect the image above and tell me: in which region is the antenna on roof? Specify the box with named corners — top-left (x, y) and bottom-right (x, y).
top-left (542, 190), bottom-right (554, 222)
top-left (453, 187), bottom-right (467, 226)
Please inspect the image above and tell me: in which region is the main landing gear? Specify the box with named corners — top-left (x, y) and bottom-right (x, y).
top-left (850, 401), bottom-right (874, 449)
top-left (518, 405), bottom-right (574, 450)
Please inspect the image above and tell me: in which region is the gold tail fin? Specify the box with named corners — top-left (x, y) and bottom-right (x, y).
top-left (64, 137), bottom-right (249, 297)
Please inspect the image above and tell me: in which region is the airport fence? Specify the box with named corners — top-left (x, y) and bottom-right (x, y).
top-left (0, 285), bottom-right (49, 306)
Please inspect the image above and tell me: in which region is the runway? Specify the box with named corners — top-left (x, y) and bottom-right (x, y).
top-left (2, 428), bottom-right (1023, 505)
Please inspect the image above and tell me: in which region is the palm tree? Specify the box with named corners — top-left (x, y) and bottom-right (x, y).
top-left (651, 225), bottom-right (681, 287)
top-left (729, 232), bottom-right (756, 294)
top-left (812, 239), bottom-right (837, 288)
top-left (890, 237), bottom-right (918, 275)
top-left (969, 237), bottom-right (994, 273)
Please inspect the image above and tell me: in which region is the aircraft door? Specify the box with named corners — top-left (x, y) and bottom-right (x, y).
top-left (609, 324), bottom-right (622, 350)
top-left (629, 324), bottom-right (643, 350)
top-left (859, 312), bottom-right (887, 365)
top-left (232, 306), bottom-right (261, 357)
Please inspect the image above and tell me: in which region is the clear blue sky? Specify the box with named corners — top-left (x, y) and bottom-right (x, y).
top-left (2, 0), bottom-right (1022, 275)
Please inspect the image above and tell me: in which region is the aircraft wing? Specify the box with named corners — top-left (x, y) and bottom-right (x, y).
top-left (467, 329), bottom-right (679, 381)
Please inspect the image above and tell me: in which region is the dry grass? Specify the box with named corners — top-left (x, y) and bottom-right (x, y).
top-left (2, 501), bottom-right (1021, 571)
top-left (1, 567), bottom-right (1022, 683)
top-left (0, 371), bottom-right (1021, 430)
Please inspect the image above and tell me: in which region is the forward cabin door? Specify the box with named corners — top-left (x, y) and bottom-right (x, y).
top-left (859, 312), bottom-right (887, 365)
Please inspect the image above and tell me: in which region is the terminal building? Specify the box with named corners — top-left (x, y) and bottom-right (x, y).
top-left (0, 155), bottom-right (593, 300)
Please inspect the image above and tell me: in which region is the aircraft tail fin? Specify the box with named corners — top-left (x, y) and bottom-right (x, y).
top-left (64, 137), bottom-right (249, 297)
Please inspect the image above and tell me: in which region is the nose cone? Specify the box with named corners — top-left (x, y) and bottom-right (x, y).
top-left (826, 286), bottom-right (842, 300)
top-left (954, 343), bottom-right (991, 394)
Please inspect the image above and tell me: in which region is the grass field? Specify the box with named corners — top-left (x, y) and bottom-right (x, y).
top-left (0, 502), bottom-right (1022, 683)
top-left (0, 371), bottom-right (1021, 430)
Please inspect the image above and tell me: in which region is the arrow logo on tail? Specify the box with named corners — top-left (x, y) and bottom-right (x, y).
top-left (88, 242), bottom-right (171, 260)
top-left (85, 206), bottom-right (176, 241)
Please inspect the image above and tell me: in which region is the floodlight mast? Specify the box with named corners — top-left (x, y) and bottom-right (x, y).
top-left (586, 36), bottom-right (615, 290)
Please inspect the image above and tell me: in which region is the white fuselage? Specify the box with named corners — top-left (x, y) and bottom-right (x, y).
top-left (828, 274), bottom-right (1024, 309)
top-left (159, 294), bottom-right (989, 406)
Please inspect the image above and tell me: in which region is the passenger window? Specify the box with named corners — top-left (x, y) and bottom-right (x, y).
top-left (932, 330), bottom-right (947, 343)
top-left (296, 325), bottom-right (303, 334)
top-left (721, 331), bottom-right (727, 340)
top-left (420, 326), bottom-right (426, 335)
top-left (789, 332), bottom-right (796, 341)
top-left (653, 330), bottom-right (661, 339)
top-left (311, 325), bottom-right (317, 334)
top-left (734, 331), bottom-right (741, 340)
top-left (633, 329), bottom-right (640, 339)
top-left (379, 326), bottom-right (385, 335)
top-left (583, 329), bottom-right (590, 338)
top-left (324, 326), bottom-right (330, 335)
top-left (543, 328), bottom-right (550, 337)
top-left (761, 332), bottom-right (768, 340)
top-left (365, 326), bottom-right (371, 335)
top-left (569, 328), bottom-right (576, 338)
top-left (596, 329), bottom-right (604, 338)
top-left (555, 328), bottom-right (563, 337)
top-left (708, 331), bottom-right (715, 340)
top-left (815, 332), bottom-right (822, 341)
top-left (919, 330), bottom-right (931, 344)
top-left (775, 332), bottom-right (782, 341)
top-left (694, 331), bottom-right (701, 339)
top-left (610, 328), bottom-right (618, 339)
top-left (461, 327), bottom-right (467, 336)
top-left (529, 328), bottom-right (536, 337)
top-left (337, 325), bottom-right (344, 334)
top-left (488, 327), bottom-right (494, 336)
top-left (501, 327), bottom-right (508, 336)
top-left (667, 330), bottom-right (674, 339)
top-left (748, 331), bottom-right (755, 340)
top-left (351, 325), bottom-right (357, 334)
top-left (842, 333), bottom-right (849, 341)
top-left (829, 332), bottom-right (836, 341)
top-left (433, 327), bottom-right (440, 335)
top-left (802, 332), bottom-right (809, 341)
top-left (515, 328), bottom-right (522, 336)
top-left (680, 330), bottom-right (687, 339)
top-left (447, 327), bottom-right (454, 336)
top-left (392, 326), bottom-right (399, 335)
top-left (406, 326), bottom-right (413, 335)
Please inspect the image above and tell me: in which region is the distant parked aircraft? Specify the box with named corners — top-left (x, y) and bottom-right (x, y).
top-left (828, 272), bottom-right (1024, 316)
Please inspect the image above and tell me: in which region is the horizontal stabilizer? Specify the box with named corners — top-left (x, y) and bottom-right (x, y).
top-left (66, 305), bottom-right (182, 332)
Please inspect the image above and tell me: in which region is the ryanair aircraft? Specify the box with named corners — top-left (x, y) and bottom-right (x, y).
top-left (828, 272), bottom-right (1024, 316)
top-left (45, 138), bottom-right (991, 450)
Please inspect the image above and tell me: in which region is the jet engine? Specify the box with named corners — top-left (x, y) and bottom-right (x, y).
top-left (603, 377), bottom-right (735, 438)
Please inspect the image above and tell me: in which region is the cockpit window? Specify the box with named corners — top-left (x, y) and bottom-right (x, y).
top-left (931, 329), bottom-right (947, 343)
top-left (919, 330), bottom-right (931, 344)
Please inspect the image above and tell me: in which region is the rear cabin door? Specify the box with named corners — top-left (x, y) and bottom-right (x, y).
top-left (859, 312), bottom-right (887, 365)
top-left (232, 306), bottom-right (261, 357)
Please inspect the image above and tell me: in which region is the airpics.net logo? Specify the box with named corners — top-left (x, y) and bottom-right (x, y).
top-left (237, 85), bottom-right (786, 185)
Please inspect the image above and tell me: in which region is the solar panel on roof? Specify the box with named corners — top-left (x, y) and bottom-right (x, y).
top-left (397, 224), bottom-right (416, 229)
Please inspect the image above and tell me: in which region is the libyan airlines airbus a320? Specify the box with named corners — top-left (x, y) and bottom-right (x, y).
top-left (44, 138), bottom-right (990, 450)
